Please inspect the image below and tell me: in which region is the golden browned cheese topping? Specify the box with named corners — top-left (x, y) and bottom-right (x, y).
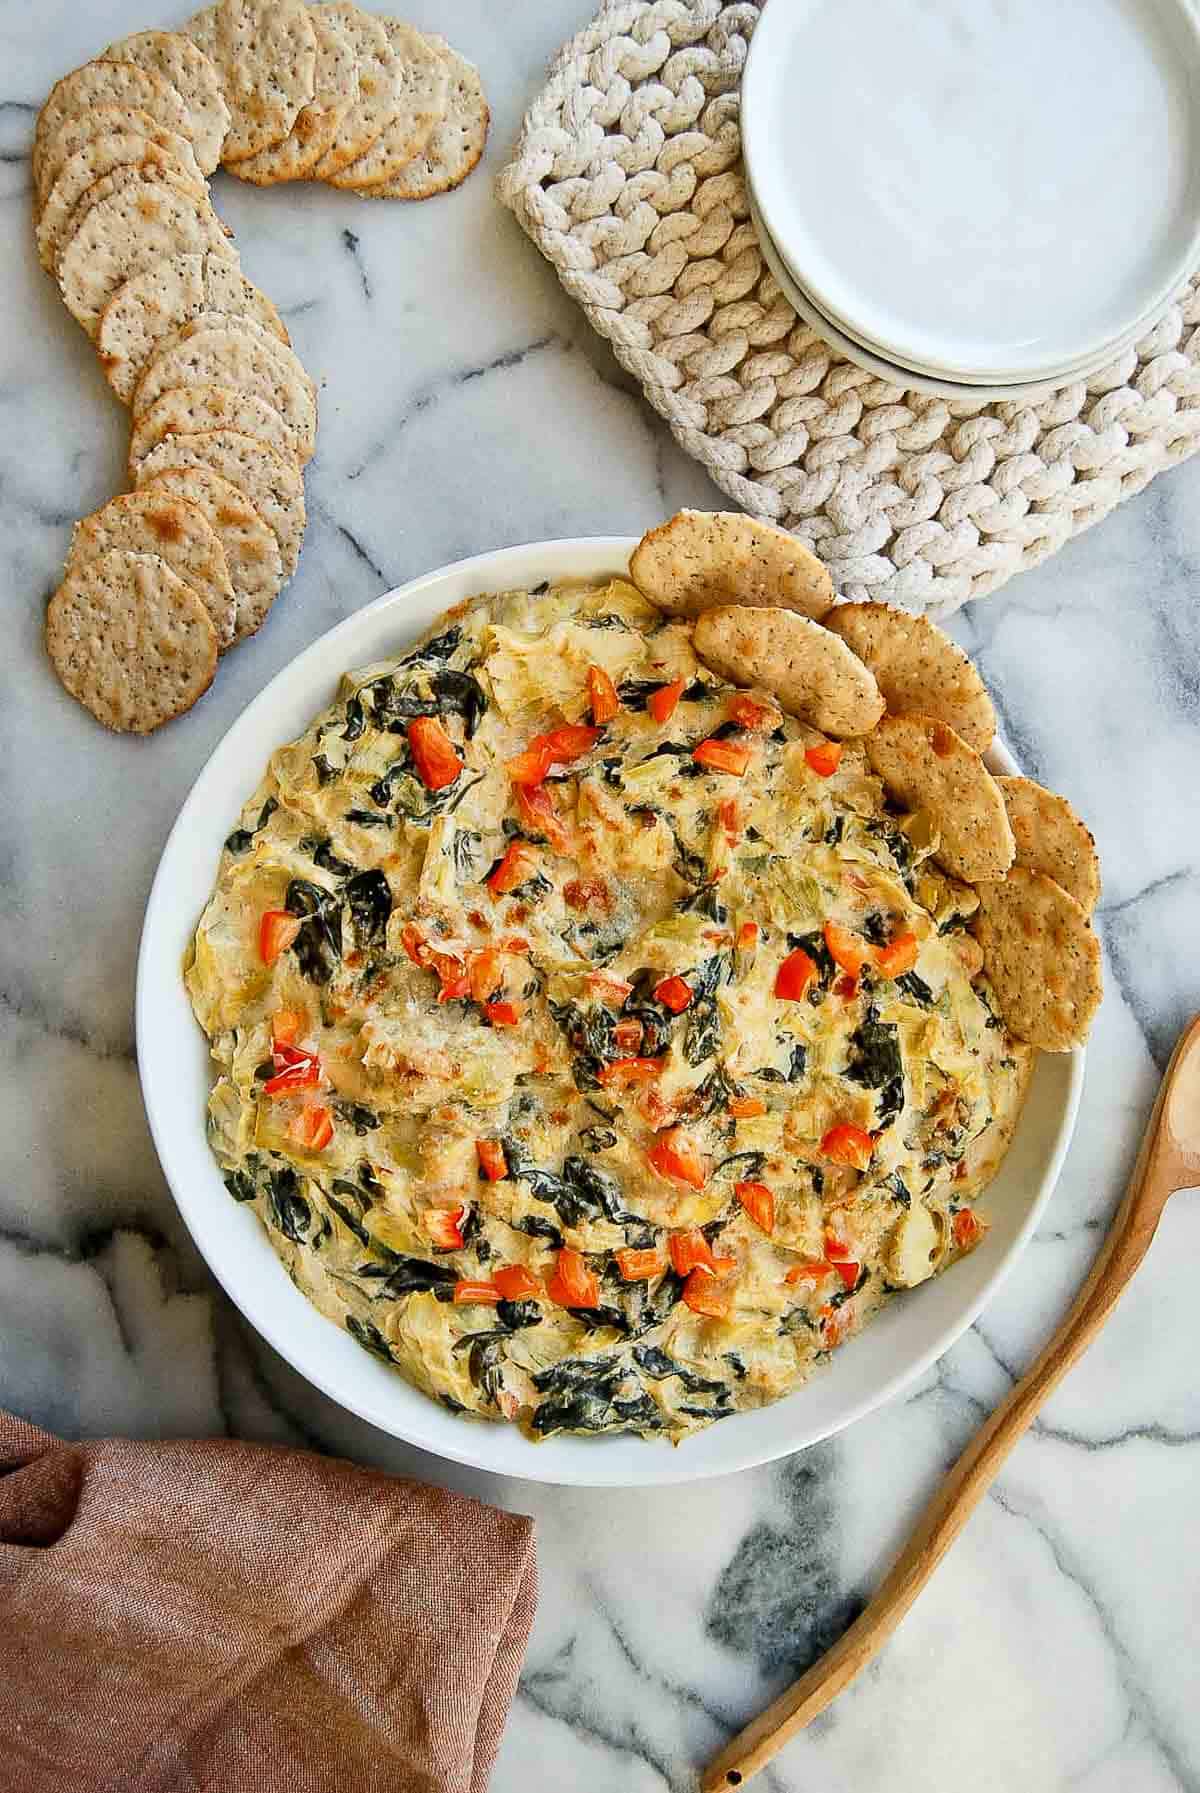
top-left (186, 578), bottom-right (1031, 1442)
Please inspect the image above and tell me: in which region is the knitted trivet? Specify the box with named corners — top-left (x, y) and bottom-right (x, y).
top-left (499, 0), bottom-right (1200, 615)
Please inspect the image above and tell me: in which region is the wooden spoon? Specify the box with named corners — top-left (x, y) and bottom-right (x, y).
top-left (703, 1014), bottom-right (1200, 1792)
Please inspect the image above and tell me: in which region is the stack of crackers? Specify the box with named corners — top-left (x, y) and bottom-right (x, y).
top-left (36, 1), bottom-right (488, 735)
top-left (633, 511), bottom-right (1103, 1052)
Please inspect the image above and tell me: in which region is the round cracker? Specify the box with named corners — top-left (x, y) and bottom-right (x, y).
top-left (328, 20), bottom-right (447, 191)
top-left (36, 129), bottom-right (205, 272)
top-left (98, 250), bottom-right (288, 405)
top-left (134, 427), bottom-right (306, 581)
top-left (57, 179), bottom-right (229, 339)
top-left (67, 490), bottom-right (236, 650)
top-left (34, 104), bottom-right (172, 207)
top-left (46, 548), bottom-right (218, 734)
top-left (308, 4), bottom-right (399, 180)
top-left (141, 465), bottom-right (286, 643)
top-left (367, 39), bottom-right (488, 201)
top-left (630, 509), bottom-right (835, 622)
top-left (129, 384), bottom-right (305, 477)
top-left (972, 866), bottom-right (1102, 1051)
top-left (997, 776), bottom-right (1100, 916)
top-left (104, 30), bottom-right (231, 174)
top-left (189, 0), bottom-right (318, 164)
top-left (693, 604), bottom-right (884, 738)
top-left (229, 5), bottom-right (360, 185)
top-left (132, 321), bottom-right (317, 462)
top-left (864, 714), bottom-right (1015, 883)
top-left (825, 601), bottom-right (996, 754)
top-left (34, 61), bottom-right (197, 198)
top-left (51, 162), bottom-right (208, 285)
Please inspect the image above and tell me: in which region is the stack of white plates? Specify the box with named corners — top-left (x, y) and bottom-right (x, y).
top-left (742, 0), bottom-right (1200, 402)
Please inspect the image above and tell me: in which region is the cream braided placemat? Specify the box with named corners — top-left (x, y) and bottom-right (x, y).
top-left (499, 0), bottom-right (1200, 614)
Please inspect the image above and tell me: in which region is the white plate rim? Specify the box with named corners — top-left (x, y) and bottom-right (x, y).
top-left (137, 537), bottom-right (1085, 1488)
top-left (748, 186), bottom-right (1161, 403)
top-left (741, 0), bottom-right (1200, 383)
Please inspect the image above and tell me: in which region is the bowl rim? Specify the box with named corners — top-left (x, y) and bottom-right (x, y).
top-left (137, 536), bottom-right (1085, 1487)
top-left (741, 0), bottom-right (1200, 384)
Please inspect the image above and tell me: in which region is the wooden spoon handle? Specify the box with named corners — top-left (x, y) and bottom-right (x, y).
top-left (702, 1028), bottom-right (1200, 1793)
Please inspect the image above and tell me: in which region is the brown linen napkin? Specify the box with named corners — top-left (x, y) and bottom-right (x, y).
top-left (0, 1408), bottom-right (536, 1793)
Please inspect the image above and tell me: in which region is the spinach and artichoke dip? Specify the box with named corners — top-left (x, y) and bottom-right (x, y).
top-left (186, 576), bottom-right (1032, 1443)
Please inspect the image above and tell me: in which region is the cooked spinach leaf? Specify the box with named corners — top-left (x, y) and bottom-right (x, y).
top-left (224, 796), bottom-right (278, 855)
top-left (331, 1100), bottom-right (380, 1135)
top-left (345, 869), bottom-right (392, 944)
top-left (895, 970), bottom-right (934, 1006)
top-left (266, 1167), bottom-right (310, 1242)
top-left (299, 836), bottom-right (354, 878)
top-left (284, 879), bottom-right (342, 984)
top-left (346, 1315), bottom-right (395, 1362)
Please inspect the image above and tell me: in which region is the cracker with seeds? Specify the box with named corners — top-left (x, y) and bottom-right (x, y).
top-left (972, 866), bottom-right (1102, 1050)
top-left (864, 714), bottom-right (1015, 883)
top-left (98, 250), bottom-right (288, 404)
top-left (693, 603), bottom-right (884, 737)
top-left (46, 548), bottom-right (218, 734)
top-left (104, 30), bottom-right (230, 174)
top-left (53, 161), bottom-right (208, 284)
top-left (997, 776), bottom-right (1100, 916)
top-left (329, 19), bottom-right (447, 190)
top-left (68, 490), bottom-right (236, 649)
top-left (630, 510), bottom-right (835, 621)
top-left (309, 4), bottom-right (398, 179)
top-left (132, 320), bottom-right (317, 461)
top-left (57, 178), bottom-right (229, 339)
top-left (367, 39), bottom-right (488, 201)
top-left (230, 5), bottom-right (360, 184)
top-left (135, 427), bottom-right (306, 580)
top-left (129, 384), bottom-right (304, 478)
top-left (34, 60), bottom-right (196, 197)
top-left (36, 128), bottom-right (205, 271)
top-left (142, 464), bottom-right (285, 642)
top-left (189, 0), bottom-right (317, 164)
top-left (34, 103), bottom-right (169, 206)
top-left (825, 601), bottom-right (996, 753)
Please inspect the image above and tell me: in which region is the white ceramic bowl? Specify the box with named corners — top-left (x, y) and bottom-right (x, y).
top-left (137, 538), bottom-right (1084, 1487)
top-left (741, 0), bottom-right (1200, 385)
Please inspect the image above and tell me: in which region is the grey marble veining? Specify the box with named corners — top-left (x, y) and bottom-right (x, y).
top-left (1, 5), bottom-right (1198, 1790)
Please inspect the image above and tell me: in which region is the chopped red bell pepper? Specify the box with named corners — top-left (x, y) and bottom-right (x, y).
top-left (514, 780), bottom-right (570, 852)
top-left (487, 840), bottom-right (537, 896)
top-left (259, 909), bottom-right (301, 967)
top-left (289, 1105), bottom-right (333, 1152)
top-left (453, 1280), bottom-right (502, 1305)
top-left (820, 1123), bottom-right (875, 1170)
top-left (400, 921), bottom-right (428, 967)
top-left (508, 723), bottom-right (601, 785)
top-left (737, 920), bottom-right (759, 950)
top-left (468, 947), bottom-right (503, 1004)
top-left (587, 664), bottom-right (620, 725)
top-left (693, 737), bottom-right (751, 776)
top-left (263, 1043), bottom-right (322, 1096)
top-left (728, 1095), bottom-right (767, 1119)
top-left (612, 1017), bottom-right (644, 1053)
top-left (735, 1180), bottom-right (775, 1234)
top-left (774, 947), bottom-right (817, 1001)
top-left (407, 716), bottom-right (462, 791)
top-left (485, 1000), bottom-right (522, 1026)
top-left (824, 1231), bottom-right (852, 1260)
top-left (682, 1266), bottom-right (735, 1318)
top-left (654, 974), bottom-right (692, 1013)
top-left (833, 974), bottom-right (859, 1000)
top-left (647, 678), bottom-right (685, 723)
top-left (727, 693), bottom-right (777, 731)
top-left (824, 922), bottom-right (872, 977)
top-left (668, 1228), bottom-right (718, 1276)
top-left (476, 1139), bottom-right (508, 1182)
top-left (615, 1246), bottom-right (667, 1281)
top-left (597, 1056), bottom-right (662, 1087)
top-left (833, 1258), bottom-right (862, 1290)
top-left (952, 1209), bottom-right (984, 1251)
top-left (785, 1259), bottom-right (836, 1286)
top-left (717, 797), bottom-right (741, 840)
top-left (648, 1129), bottom-right (709, 1190)
top-left (424, 1206), bottom-right (466, 1251)
top-left (875, 931), bottom-right (920, 978)
top-left (492, 1264), bottom-right (541, 1300)
top-left (546, 1246), bottom-right (599, 1309)
top-left (804, 739), bottom-right (843, 777)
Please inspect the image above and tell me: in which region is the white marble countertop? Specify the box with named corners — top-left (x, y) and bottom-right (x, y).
top-left (3, 4), bottom-right (1199, 1790)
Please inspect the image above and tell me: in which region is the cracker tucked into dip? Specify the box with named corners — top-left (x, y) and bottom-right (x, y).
top-left (186, 536), bottom-right (1066, 1442)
